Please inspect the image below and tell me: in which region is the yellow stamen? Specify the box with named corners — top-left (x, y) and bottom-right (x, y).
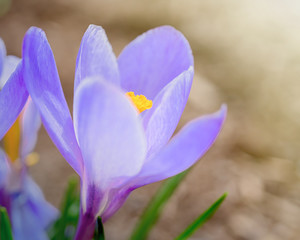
top-left (25, 152), bottom-right (40, 166)
top-left (3, 119), bottom-right (20, 162)
top-left (126, 91), bottom-right (153, 113)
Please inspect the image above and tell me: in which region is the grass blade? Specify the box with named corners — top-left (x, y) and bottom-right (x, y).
top-left (93, 217), bottom-right (105, 240)
top-left (130, 170), bottom-right (189, 240)
top-left (175, 192), bottom-right (227, 240)
top-left (48, 176), bottom-right (80, 240)
top-left (0, 207), bottom-right (13, 240)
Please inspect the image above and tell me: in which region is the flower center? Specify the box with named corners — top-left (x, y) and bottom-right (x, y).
top-left (126, 91), bottom-right (153, 113)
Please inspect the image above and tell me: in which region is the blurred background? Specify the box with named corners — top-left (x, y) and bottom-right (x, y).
top-left (1, 0), bottom-right (300, 239)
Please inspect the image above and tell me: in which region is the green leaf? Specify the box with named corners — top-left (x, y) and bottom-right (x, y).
top-left (0, 207), bottom-right (13, 240)
top-left (175, 193), bottom-right (227, 240)
top-left (130, 170), bottom-right (189, 240)
top-left (48, 176), bottom-right (81, 240)
top-left (93, 217), bottom-right (105, 240)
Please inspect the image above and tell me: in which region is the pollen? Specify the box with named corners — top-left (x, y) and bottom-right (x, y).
top-left (25, 152), bottom-right (40, 166)
top-left (126, 91), bottom-right (153, 113)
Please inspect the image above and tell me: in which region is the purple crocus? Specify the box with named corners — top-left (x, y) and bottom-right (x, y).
top-left (23, 25), bottom-right (226, 239)
top-left (0, 38), bottom-right (58, 240)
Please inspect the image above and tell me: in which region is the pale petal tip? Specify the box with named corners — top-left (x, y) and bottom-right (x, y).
top-left (137, 25), bottom-right (193, 60)
top-left (23, 26), bottom-right (46, 54)
top-left (153, 25), bottom-right (185, 35)
top-left (153, 25), bottom-right (194, 65)
top-left (87, 24), bottom-right (104, 31)
top-left (210, 104), bottom-right (227, 129)
top-left (187, 65), bottom-right (194, 76)
top-left (85, 25), bottom-right (106, 38)
top-left (26, 26), bottom-right (45, 37)
top-left (0, 38), bottom-right (6, 76)
top-left (0, 38), bottom-right (6, 54)
top-left (219, 104), bottom-right (228, 120)
top-left (83, 24), bottom-right (107, 42)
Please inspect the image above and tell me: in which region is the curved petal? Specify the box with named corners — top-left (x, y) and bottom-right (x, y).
top-left (0, 62), bottom-right (28, 140)
top-left (0, 149), bottom-right (10, 212)
top-left (101, 187), bottom-right (131, 221)
top-left (137, 105), bottom-right (227, 186)
top-left (74, 24), bottom-right (120, 95)
top-left (22, 27), bottom-right (83, 175)
top-left (11, 207), bottom-right (49, 240)
top-left (142, 67), bottom-right (194, 157)
top-left (23, 176), bottom-right (58, 228)
top-left (0, 149), bottom-right (10, 187)
top-left (73, 78), bottom-right (146, 214)
top-left (0, 38), bottom-right (6, 79)
top-left (0, 55), bottom-right (21, 89)
top-left (118, 25), bottom-right (194, 99)
top-left (11, 176), bottom-right (58, 240)
top-left (20, 98), bottom-right (41, 159)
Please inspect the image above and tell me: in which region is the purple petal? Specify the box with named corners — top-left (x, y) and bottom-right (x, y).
top-left (12, 210), bottom-right (49, 240)
top-left (137, 105), bottom-right (227, 186)
top-left (20, 98), bottom-right (41, 159)
top-left (0, 62), bottom-right (28, 140)
top-left (0, 149), bottom-right (10, 187)
top-left (0, 38), bottom-right (6, 77)
top-left (22, 27), bottom-right (83, 175)
top-left (0, 55), bottom-right (21, 89)
top-left (142, 67), bottom-right (194, 157)
top-left (73, 78), bottom-right (146, 214)
top-left (22, 176), bottom-right (58, 228)
top-left (0, 188), bottom-right (10, 215)
top-left (101, 188), bottom-right (131, 221)
top-left (74, 24), bottom-right (120, 94)
top-left (11, 176), bottom-right (58, 240)
top-left (75, 210), bottom-right (98, 240)
top-left (118, 25), bottom-right (193, 100)
top-left (0, 149), bottom-right (10, 212)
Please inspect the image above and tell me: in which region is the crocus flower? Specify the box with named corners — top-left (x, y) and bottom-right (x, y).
top-left (0, 38), bottom-right (58, 240)
top-left (23, 25), bottom-right (226, 239)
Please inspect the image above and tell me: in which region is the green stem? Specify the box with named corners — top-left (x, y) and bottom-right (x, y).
top-left (130, 170), bottom-right (189, 240)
